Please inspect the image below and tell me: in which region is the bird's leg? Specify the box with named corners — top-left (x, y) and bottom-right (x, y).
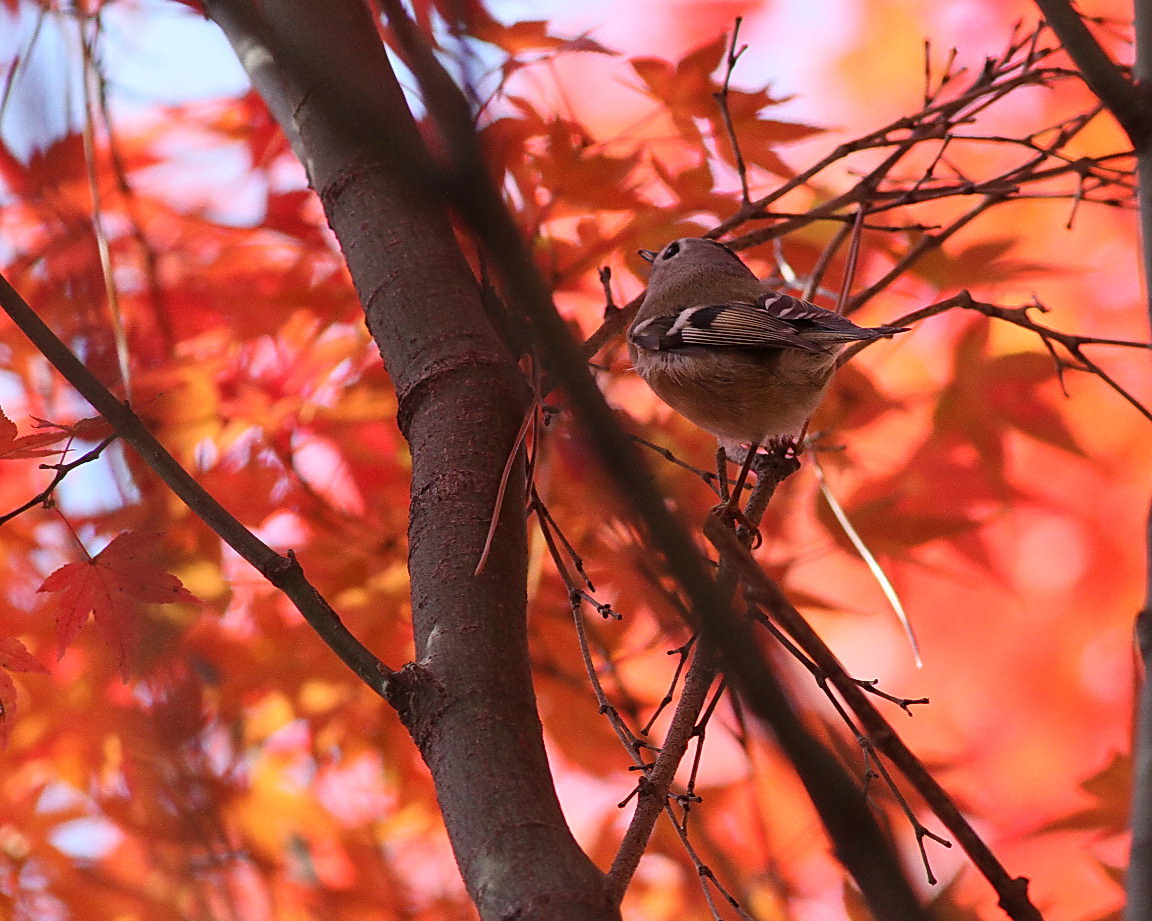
top-left (788, 421), bottom-right (812, 457)
top-left (711, 444), bottom-right (764, 549)
top-left (726, 441), bottom-right (761, 515)
top-left (715, 447), bottom-right (731, 503)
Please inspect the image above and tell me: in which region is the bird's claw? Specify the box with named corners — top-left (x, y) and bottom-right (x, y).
top-left (713, 501), bottom-right (762, 549)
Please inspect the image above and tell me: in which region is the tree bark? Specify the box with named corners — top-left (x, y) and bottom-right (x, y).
top-left (202, 1), bottom-right (619, 917)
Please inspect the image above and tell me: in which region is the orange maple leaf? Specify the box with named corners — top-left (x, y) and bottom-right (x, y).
top-left (38, 531), bottom-right (200, 680)
top-left (0, 636), bottom-right (49, 748)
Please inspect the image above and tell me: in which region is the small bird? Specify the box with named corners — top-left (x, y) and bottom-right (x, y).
top-left (628, 238), bottom-right (907, 456)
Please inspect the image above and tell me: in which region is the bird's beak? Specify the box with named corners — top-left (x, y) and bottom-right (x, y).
top-left (638, 249), bottom-right (657, 263)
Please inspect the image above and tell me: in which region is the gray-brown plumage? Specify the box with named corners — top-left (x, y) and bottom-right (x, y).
top-left (628, 237), bottom-right (907, 452)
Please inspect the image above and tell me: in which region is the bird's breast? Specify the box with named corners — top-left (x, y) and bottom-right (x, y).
top-left (630, 347), bottom-right (835, 444)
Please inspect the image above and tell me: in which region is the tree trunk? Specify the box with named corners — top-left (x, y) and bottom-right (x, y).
top-left (203, 1), bottom-right (620, 917)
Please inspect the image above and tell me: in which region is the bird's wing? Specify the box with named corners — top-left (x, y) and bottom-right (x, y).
top-left (761, 291), bottom-right (844, 322)
top-left (631, 301), bottom-right (828, 353)
top-left (761, 292), bottom-right (863, 332)
top-left (761, 292), bottom-right (909, 341)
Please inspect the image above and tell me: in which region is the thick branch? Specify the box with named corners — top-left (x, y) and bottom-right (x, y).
top-left (1032, 0), bottom-right (1152, 148)
top-left (606, 641), bottom-right (719, 902)
top-left (203, 1), bottom-right (616, 918)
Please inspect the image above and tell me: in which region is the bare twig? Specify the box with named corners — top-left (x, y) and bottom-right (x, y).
top-left (713, 25), bottom-right (1068, 240)
top-left (749, 602), bottom-right (947, 882)
top-left (663, 803), bottom-right (760, 921)
top-left (566, 585), bottom-right (650, 762)
top-left (957, 293), bottom-right (1152, 423)
top-left (0, 433), bottom-right (119, 527)
top-left (607, 640), bottom-right (721, 902)
top-left (641, 635), bottom-right (697, 735)
top-left (631, 435), bottom-right (722, 490)
top-left (532, 489), bottom-right (597, 592)
top-left (713, 17), bottom-right (752, 205)
top-left (678, 676), bottom-right (726, 831)
top-left (822, 684), bottom-right (952, 886)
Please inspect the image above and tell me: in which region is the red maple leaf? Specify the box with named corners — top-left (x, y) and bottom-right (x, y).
top-left (38, 531), bottom-right (200, 680)
top-left (0, 406), bottom-right (76, 459)
top-left (0, 636), bottom-right (49, 749)
top-left (29, 415), bottom-right (116, 443)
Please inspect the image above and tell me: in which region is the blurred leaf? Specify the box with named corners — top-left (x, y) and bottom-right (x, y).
top-left (934, 321), bottom-right (1083, 464)
top-left (0, 636), bottom-right (48, 748)
top-left (0, 133), bottom-right (87, 200)
top-left (1039, 752), bottom-right (1129, 837)
top-left (710, 93), bottom-right (822, 178)
top-left (913, 235), bottom-right (1053, 289)
top-left (474, 18), bottom-right (617, 56)
top-left (537, 120), bottom-right (642, 211)
top-left (632, 36), bottom-right (728, 142)
top-left (811, 364), bottom-right (905, 434)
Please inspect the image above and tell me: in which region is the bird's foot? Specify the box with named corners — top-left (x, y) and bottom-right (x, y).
top-left (712, 500), bottom-right (762, 550)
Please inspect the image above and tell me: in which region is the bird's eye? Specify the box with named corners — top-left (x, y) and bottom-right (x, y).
top-left (661, 241), bottom-right (681, 259)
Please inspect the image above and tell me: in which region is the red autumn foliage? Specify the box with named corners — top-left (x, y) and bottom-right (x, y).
top-left (0, 0), bottom-right (1145, 919)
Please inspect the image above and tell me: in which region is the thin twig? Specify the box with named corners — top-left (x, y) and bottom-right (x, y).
top-left (532, 488), bottom-right (597, 591)
top-left (742, 609), bottom-right (944, 880)
top-left (802, 220), bottom-right (853, 302)
top-left (816, 679), bottom-right (951, 885)
top-left (663, 800), bottom-right (760, 921)
top-left (811, 454), bottom-right (922, 667)
top-left (713, 17), bottom-right (752, 205)
top-left (678, 677), bottom-right (726, 834)
top-left (0, 434), bottom-right (120, 527)
top-left (632, 435), bottom-right (721, 490)
top-left (475, 396), bottom-right (536, 575)
top-left (641, 635), bottom-right (696, 735)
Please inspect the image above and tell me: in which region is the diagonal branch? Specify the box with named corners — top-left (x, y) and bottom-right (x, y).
top-left (0, 271), bottom-right (394, 697)
top-left (704, 518), bottom-right (1044, 921)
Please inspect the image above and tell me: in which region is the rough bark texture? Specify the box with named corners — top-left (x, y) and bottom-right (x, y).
top-left (203, 1), bottom-right (619, 917)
